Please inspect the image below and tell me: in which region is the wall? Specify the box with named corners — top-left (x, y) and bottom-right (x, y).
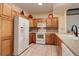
top-left (53, 13), bottom-right (67, 33)
top-left (32, 13), bottom-right (48, 18)
top-left (9, 3), bottom-right (29, 17)
top-left (67, 15), bottom-right (79, 32)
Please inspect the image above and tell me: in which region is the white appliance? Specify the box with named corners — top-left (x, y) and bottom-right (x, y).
top-left (61, 43), bottom-right (75, 56)
top-left (36, 28), bottom-right (46, 44)
top-left (14, 16), bottom-right (29, 56)
top-left (37, 22), bottom-right (46, 27)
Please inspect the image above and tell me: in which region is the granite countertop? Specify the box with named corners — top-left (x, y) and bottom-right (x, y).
top-left (56, 33), bottom-right (79, 56)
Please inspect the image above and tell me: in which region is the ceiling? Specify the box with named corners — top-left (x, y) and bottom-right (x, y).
top-left (53, 3), bottom-right (79, 14)
top-left (14, 3), bottom-right (53, 14)
top-left (14, 3), bottom-right (79, 15)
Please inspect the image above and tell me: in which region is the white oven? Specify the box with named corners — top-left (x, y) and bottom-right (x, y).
top-left (36, 28), bottom-right (46, 44)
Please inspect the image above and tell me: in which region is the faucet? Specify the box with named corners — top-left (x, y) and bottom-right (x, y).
top-left (71, 25), bottom-right (78, 37)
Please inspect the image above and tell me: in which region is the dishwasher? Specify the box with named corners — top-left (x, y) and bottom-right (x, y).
top-left (61, 43), bottom-right (75, 56)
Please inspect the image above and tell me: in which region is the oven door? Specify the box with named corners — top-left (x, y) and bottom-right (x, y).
top-left (36, 33), bottom-right (45, 44)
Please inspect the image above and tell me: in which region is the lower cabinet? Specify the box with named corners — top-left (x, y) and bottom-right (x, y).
top-left (45, 33), bottom-right (52, 45)
top-left (1, 37), bottom-right (12, 56)
top-left (0, 17), bottom-right (2, 55)
top-left (45, 33), bottom-right (57, 45)
top-left (1, 16), bottom-right (13, 56)
top-left (29, 33), bottom-right (36, 44)
top-left (55, 34), bottom-right (62, 56)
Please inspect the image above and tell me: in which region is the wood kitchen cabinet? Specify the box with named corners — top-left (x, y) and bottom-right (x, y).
top-left (52, 17), bottom-right (58, 28)
top-left (1, 38), bottom-right (12, 56)
top-left (29, 19), bottom-right (37, 28)
top-left (0, 17), bottom-right (2, 55)
top-left (46, 17), bottom-right (58, 28)
top-left (51, 33), bottom-right (57, 45)
top-left (29, 19), bottom-right (34, 27)
top-left (0, 4), bottom-right (2, 16)
top-left (2, 4), bottom-right (12, 17)
top-left (29, 33), bottom-right (33, 44)
top-left (12, 10), bottom-right (18, 18)
top-left (45, 33), bottom-right (53, 45)
top-left (1, 16), bottom-right (13, 56)
top-left (46, 18), bottom-right (52, 27)
top-left (29, 33), bottom-right (36, 44)
top-left (55, 34), bottom-right (62, 56)
top-left (2, 17), bottom-right (13, 37)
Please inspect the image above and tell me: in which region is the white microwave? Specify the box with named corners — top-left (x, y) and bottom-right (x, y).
top-left (37, 22), bottom-right (46, 27)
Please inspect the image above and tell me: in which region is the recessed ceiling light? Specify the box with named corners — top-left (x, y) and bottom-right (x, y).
top-left (38, 3), bottom-right (42, 5)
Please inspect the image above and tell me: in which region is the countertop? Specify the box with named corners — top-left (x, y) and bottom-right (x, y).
top-left (29, 32), bottom-right (58, 33)
top-left (56, 33), bottom-right (79, 56)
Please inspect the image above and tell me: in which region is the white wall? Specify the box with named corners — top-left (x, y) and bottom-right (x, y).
top-left (53, 13), bottom-right (67, 33)
top-left (32, 13), bottom-right (49, 18)
top-left (9, 3), bottom-right (29, 16)
top-left (67, 15), bottom-right (79, 32)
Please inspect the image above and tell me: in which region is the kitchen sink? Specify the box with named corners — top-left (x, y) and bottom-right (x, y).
top-left (60, 34), bottom-right (79, 40)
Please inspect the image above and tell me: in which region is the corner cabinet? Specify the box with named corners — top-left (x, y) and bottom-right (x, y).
top-left (54, 34), bottom-right (62, 56)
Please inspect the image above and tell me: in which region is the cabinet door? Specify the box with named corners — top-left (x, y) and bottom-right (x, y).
top-left (46, 18), bottom-right (52, 27)
top-left (1, 39), bottom-right (12, 56)
top-left (33, 19), bottom-right (37, 27)
top-left (29, 33), bottom-right (36, 44)
top-left (29, 33), bottom-right (33, 44)
top-left (0, 17), bottom-right (2, 55)
top-left (51, 34), bottom-right (56, 45)
top-left (55, 35), bottom-right (62, 56)
top-left (2, 17), bottom-right (13, 37)
top-left (32, 33), bottom-right (36, 43)
top-left (45, 33), bottom-right (52, 45)
top-left (2, 4), bottom-right (12, 17)
top-left (52, 17), bottom-right (58, 28)
top-left (0, 4), bottom-right (2, 15)
top-left (29, 19), bottom-right (34, 27)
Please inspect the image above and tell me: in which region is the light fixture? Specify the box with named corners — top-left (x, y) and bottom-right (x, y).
top-left (38, 3), bottom-right (42, 5)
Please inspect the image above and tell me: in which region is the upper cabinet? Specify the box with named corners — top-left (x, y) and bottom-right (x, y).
top-left (2, 4), bottom-right (12, 17)
top-left (2, 17), bottom-right (13, 37)
top-left (29, 19), bottom-right (37, 27)
top-left (0, 4), bottom-right (2, 16)
top-left (52, 17), bottom-right (58, 28)
top-left (46, 13), bottom-right (58, 28)
top-left (46, 18), bottom-right (52, 27)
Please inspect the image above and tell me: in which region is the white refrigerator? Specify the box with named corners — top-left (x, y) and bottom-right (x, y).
top-left (14, 16), bottom-right (29, 56)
